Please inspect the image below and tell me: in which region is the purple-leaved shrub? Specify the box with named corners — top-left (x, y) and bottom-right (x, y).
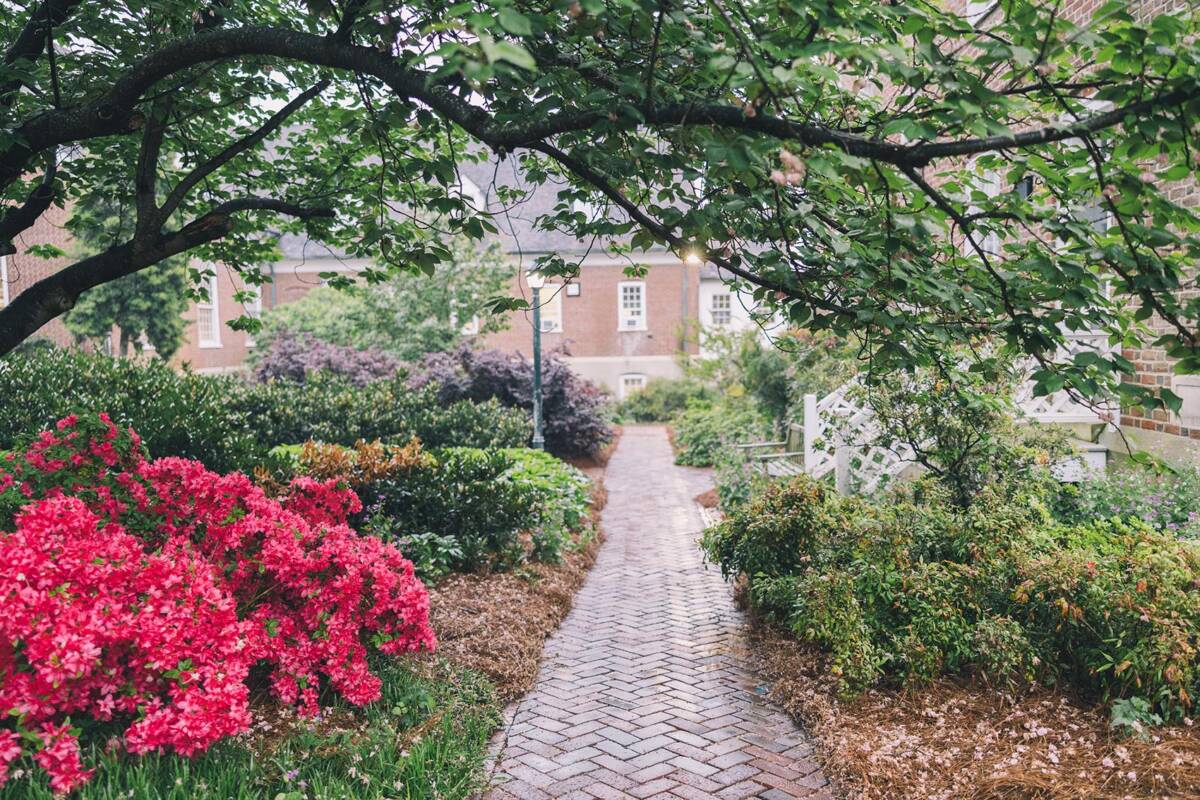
top-left (253, 330), bottom-right (401, 387)
top-left (408, 345), bottom-right (612, 459)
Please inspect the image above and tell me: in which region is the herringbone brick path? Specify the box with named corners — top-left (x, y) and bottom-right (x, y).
top-left (484, 425), bottom-right (831, 800)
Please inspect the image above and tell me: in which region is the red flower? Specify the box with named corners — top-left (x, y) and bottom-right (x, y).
top-left (0, 413), bottom-right (435, 792)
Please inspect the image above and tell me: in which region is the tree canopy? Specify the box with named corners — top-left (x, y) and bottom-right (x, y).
top-left (2, 0), bottom-right (1199, 412)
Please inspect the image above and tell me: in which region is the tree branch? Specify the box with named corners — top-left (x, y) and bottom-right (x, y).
top-left (0, 150), bottom-right (57, 254)
top-left (159, 79), bottom-right (330, 221)
top-left (0, 197), bottom-right (332, 355)
top-left (4, 24), bottom-right (1195, 196)
top-left (0, 0), bottom-right (83, 108)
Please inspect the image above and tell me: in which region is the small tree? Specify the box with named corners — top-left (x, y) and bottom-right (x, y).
top-left (63, 191), bottom-right (190, 357)
top-left (63, 262), bottom-right (190, 357)
top-left (254, 237), bottom-right (511, 361)
top-left (863, 357), bottom-right (1068, 508)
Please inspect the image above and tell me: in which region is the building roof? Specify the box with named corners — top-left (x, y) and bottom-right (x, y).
top-left (275, 152), bottom-right (666, 263)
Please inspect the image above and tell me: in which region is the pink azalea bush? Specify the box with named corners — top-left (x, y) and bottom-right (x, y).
top-left (0, 413), bottom-right (436, 794)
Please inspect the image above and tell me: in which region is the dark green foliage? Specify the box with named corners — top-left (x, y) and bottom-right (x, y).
top-left (0, 350), bottom-right (530, 475)
top-left (233, 375), bottom-right (530, 452)
top-left (0, 348), bottom-right (259, 473)
top-left (702, 474), bottom-right (1200, 720)
top-left (338, 446), bottom-right (588, 575)
top-left (364, 447), bottom-right (535, 572)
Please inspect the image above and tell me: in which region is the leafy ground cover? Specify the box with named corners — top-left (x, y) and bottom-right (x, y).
top-left (747, 618), bottom-right (1200, 800)
top-left (701, 467), bottom-right (1200, 798)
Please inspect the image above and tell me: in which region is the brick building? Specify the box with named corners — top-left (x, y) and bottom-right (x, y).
top-left (0, 158), bottom-right (761, 395)
top-left (456, 160), bottom-right (761, 396)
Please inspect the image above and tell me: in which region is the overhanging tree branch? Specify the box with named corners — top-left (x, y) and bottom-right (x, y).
top-left (159, 78), bottom-right (330, 221)
top-left (0, 197), bottom-right (333, 355)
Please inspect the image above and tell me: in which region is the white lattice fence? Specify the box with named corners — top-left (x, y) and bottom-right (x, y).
top-left (801, 330), bottom-right (1117, 494)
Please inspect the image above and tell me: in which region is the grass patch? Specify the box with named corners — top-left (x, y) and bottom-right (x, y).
top-left (1, 658), bottom-right (501, 800)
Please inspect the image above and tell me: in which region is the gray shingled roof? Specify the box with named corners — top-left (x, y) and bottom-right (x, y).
top-left (274, 153), bottom-right (663, 261)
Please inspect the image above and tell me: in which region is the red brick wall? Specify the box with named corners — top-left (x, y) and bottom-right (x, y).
top-left (172, 266), bottom-right (328, 372)
top-left (480, 259), bottom-right (701, 360)
top-left (2, 205), bottom-right (76, 347)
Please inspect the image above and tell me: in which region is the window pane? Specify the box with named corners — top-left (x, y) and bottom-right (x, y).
top-left (711, 293), bottom-right (732, 325)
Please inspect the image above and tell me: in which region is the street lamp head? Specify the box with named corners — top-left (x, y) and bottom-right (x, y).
top-left (526, 270), bottom-right (546, 290)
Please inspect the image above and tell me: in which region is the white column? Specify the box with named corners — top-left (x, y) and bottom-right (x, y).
top-left (802, 393), bottom-right (818, 472)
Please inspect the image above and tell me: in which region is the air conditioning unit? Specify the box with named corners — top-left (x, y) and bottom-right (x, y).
top-left (540, 320), bottom-right (558, 333)
top-left (623, 317), bottom-right (640, 329)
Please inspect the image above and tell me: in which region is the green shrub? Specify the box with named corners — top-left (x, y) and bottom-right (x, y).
top-left (701, 478), bottom-right (852, 579)
top-left (703, 474), bottom-right (1200, 718)
top-left (711, 440), bottom-right (772, 513)
top-left (360, 447), bottom-right (534, 573)
top-left (1012, 518), bottom-right (1200, 715)
top-left (671, 398), bottom-right (769, 468)
top-left (502, 448), bottom-right (592, 563)
top-left (233, 375), bottom-right (530, 451)
top-left (278, 441), bottom-right (590, 576)
top-left (0, 351), bottom-right (530, 476)
top-left (616, 377), bottom-right (713, 423)
top-left (0, 349), bottom-right (259, 473)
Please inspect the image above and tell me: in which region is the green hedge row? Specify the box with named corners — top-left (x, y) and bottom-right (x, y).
top-left (0, 350), bottom-right (530, 473)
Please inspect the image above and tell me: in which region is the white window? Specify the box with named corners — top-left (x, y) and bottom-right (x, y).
top-left (538, 285), bottom-right (563, 333)
top-left (0, 255), bottom-right (8, 306)
top-left (618, 281), bottom-right (646, 330)
top-left (619, 373), bottom-right (646, 400)
top-left (197, 274), bottom-right (221, 348)
top-left (710, 293), bottom-right (732, 326)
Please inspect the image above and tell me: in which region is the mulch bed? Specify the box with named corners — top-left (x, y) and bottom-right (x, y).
top-left (744, 616), bottom-right (1200, 800)
top-left (423, 471), bottom-right (608, 701)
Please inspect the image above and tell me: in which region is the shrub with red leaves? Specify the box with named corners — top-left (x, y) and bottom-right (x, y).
top-left (0, 413), bottom-right (435, 794)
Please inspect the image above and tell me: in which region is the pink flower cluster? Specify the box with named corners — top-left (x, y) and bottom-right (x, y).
top-left (0, 413), bottom-right (435, 794)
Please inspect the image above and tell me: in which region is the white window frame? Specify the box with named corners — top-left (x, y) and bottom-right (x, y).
top-left (197, 274), bottom-right (222, 348)
top-left (619, 373), bottom-right (647, 400)
top-left (618, 281), bottom-right (646, 331)
top-left (710, 292), bottom-right (733, 326)
top-left (538, 284), bottom-right (564, 333)
top-left (0, 255), bottom-right (8, 307)
top-left (243, 284), bottom-right (263, 348)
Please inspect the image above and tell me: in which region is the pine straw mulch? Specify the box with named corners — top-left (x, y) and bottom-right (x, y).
top-left (422, 474), bottom-right (608, 701)
top-left (743, 614), bottom-right (1200, 800)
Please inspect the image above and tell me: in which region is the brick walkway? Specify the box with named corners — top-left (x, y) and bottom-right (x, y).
top-left (484, 425), bottom-right (831, 800)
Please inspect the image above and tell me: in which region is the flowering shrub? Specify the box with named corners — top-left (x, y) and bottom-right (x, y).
top-left (0, 413), bottom-right (435, 793)
top-left (1057, 465), bottom-right (1200, 537)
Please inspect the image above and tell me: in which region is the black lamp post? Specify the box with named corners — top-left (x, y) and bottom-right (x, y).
top-left (527, 271), bottom-right (546, 450)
